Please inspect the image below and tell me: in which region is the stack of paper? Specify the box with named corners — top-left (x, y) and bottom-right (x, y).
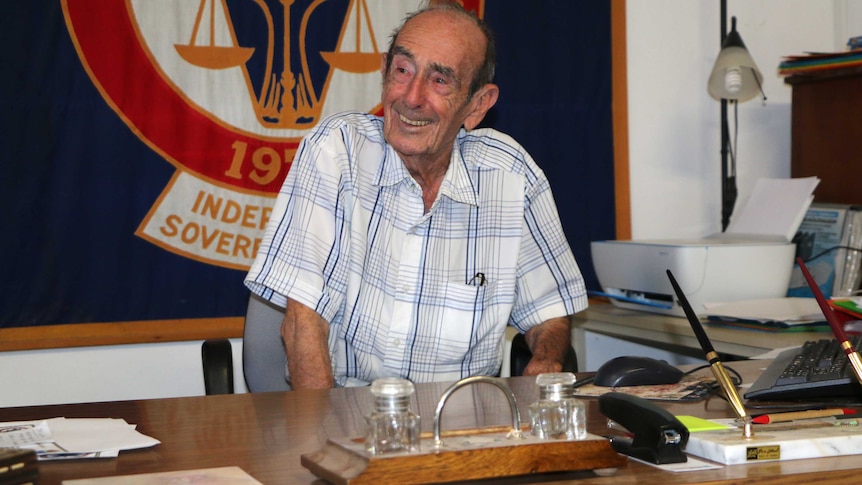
top-left (0, 417), bottom-right (159, 460)
top-left (703, 297), bottom-right (828, 331)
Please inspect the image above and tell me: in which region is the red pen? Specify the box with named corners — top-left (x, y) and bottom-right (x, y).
top-left (752, 408), bottom-right (857, 424)
top-left (797, 257), bottom-right (862, 387)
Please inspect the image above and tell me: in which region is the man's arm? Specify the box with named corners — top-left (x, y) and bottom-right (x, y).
top-left (281, 297), bottom-right (334, 389)
top-left (522, 315), bottom-right (573, 375)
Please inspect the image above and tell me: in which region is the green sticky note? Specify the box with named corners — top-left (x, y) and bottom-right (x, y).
top-left (676, 415), bottom-right (732, 432)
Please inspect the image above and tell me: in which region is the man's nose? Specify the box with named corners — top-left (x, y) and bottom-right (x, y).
top-left (403, 76), bottom-right (426, 108)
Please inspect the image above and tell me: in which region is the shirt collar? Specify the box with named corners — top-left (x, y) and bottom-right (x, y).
top-left (375, 129), bottom-right (479, 207)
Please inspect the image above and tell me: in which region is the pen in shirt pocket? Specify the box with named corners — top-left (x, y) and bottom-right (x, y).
top-left (469, 272), bottom-right (487, 286)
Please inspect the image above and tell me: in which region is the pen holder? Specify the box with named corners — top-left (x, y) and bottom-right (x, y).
top-left (302, 376), bottom-right (628, 484)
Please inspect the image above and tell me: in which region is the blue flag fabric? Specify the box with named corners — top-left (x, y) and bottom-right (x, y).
top-left (0, 0), bottom-right (612, 328)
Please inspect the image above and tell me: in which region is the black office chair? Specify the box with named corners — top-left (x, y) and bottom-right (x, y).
top-left (509, 331), bottom-right (578, 377)
top-left (201, 339), bottom-right (234, 395)
top-left (202, 297), bottom-right (578, 394)
top-left (202, 293), bottom-right (290, 395)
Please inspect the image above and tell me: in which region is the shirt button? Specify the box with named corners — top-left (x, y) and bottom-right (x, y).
top-left (392, 339), bottom-right (402, 347)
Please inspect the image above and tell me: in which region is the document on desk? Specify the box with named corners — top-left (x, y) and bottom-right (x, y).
top-left (0, 417), bottom-right (159, 460)
top-left (64, 466), bottom-right (263, 484)
top-left (703, 297), bottom-right (827, 328)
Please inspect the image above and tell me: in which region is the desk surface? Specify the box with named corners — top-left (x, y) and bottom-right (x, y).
top-left (574, 304), bottom-right (824, 358)
top-left (2, 361), bottom-right (861, 484)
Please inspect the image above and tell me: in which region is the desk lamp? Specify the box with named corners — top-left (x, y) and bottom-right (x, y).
top-left (707, 4), bottom-right (765, 231)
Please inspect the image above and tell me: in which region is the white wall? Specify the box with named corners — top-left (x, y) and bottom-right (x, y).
top-left (627, 0), bottom-right (850, 239)
top-left (4, 1), bottom-right (859, 408)
top-left (0, 339), bottom-right (248, 408)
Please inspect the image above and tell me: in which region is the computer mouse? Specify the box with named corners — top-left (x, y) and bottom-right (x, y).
top-left (594, 356), bottom-right (684, 387)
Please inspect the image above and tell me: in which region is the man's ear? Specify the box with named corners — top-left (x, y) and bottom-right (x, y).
top-left (463, 83), bottom-right (499, 130)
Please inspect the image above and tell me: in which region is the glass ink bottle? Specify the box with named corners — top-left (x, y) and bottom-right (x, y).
top-left (365, 377), bottom-right (421, 454)
top-left (528, 372), bottom-right (587, 440)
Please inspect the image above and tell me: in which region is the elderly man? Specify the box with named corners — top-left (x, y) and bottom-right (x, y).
top-left (245, 2), bottom-right (587, 389)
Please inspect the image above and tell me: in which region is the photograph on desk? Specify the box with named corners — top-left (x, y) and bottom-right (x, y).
top-left (572, 374), bottom-right (716, 402)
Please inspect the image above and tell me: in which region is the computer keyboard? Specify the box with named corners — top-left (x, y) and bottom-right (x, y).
top-left (745, 337), bottom-right (862, 401)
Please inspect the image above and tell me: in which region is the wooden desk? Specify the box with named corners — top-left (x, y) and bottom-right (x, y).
top-left (573, 304), bottom-right (824, 360)
top-left (1, 361), bottom-right (861, 484)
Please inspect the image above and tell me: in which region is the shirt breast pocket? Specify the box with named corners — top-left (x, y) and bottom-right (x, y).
top-left (434, 280), bottom-right (494, 363)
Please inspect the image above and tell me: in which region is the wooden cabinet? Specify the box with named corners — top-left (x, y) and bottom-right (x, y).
top-left (787, 66), bottom-right (862, 205)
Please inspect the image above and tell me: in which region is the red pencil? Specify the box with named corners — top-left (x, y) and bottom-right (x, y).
top-left (752, 408), bottom-right (857, 424)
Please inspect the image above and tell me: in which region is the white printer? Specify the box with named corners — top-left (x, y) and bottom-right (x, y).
top-left (591, 177), bottom-right (820, 317)
top-left (591, 236), bottom-right (796, 316)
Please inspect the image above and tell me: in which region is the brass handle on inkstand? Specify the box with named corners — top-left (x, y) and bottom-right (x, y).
top-left (432, 376), bottom-right (523, 448)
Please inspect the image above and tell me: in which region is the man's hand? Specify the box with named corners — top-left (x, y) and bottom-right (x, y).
top-left (522, 316), bottom-right (573, 376)
top-left (281, 298), bottom-right (335, 389)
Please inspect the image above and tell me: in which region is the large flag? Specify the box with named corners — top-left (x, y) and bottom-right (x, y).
top-left (1, 0), bottom-right (613, 328)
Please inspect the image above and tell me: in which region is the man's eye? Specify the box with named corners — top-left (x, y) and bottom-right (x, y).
top-left (392, 66), bottom-right (412, 81)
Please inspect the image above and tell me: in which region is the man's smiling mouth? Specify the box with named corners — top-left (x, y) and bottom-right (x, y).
top-left (400, 113), bottom-right (431, 127)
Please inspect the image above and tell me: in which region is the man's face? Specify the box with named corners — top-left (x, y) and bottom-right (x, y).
top-left (380, 11), bottom-right (491, 166)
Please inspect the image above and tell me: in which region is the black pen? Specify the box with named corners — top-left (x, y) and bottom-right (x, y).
top-left (469, 272), bottom-right (486, 286)
top-left (667, 269), bottom-right (753, 437)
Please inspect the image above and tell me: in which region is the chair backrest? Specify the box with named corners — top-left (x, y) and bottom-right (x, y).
top-left (509, 331), bottom-right (578, 377)
top-left (242, 293), bottom-right (292, 392)
top-left (201, 339), bottom-right (234, 394)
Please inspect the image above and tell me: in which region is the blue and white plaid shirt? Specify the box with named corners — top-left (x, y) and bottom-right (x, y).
top-left (246, 112), bottom-right (587, 386)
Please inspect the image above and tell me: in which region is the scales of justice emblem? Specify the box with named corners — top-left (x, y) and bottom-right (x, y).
top-left (174, 0), bottom-right (387, 130)
top-left (63, 0), bottom-right (483, 270)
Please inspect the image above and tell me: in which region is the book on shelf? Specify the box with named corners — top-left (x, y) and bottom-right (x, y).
top-left (787, 203), bottom-right (862, 299)
top-left (779, 49), bottom-right (862, 76)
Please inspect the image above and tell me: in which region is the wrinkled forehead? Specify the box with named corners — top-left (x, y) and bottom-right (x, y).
top-left (394, 10), bottom-right (485, 75)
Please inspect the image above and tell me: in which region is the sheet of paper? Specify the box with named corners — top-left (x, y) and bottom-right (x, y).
top-left (726, 176), bottom-right (820, 241)
top-left (44, 417), bottom-right (159, 453)
top-left (63, 466), bottom-right (263, 484)
top-left (703, 297), bottom-right (824, 324)
top-left (0, 417), bottom-right (159, 461)
top-left (628, 454), bottom-right (722, 472)
top-left (0, 420), bottom-right (52, 447)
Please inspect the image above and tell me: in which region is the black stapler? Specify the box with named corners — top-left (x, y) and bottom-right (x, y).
top-left (598, 392), bottom-right (689, 464)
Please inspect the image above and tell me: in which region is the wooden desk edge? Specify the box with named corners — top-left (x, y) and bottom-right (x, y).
top-left (0, 317), bottom-right (244, 352)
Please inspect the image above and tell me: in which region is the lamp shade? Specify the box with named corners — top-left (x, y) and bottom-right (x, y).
top-left (708, 17), bottom-right (763, 101)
